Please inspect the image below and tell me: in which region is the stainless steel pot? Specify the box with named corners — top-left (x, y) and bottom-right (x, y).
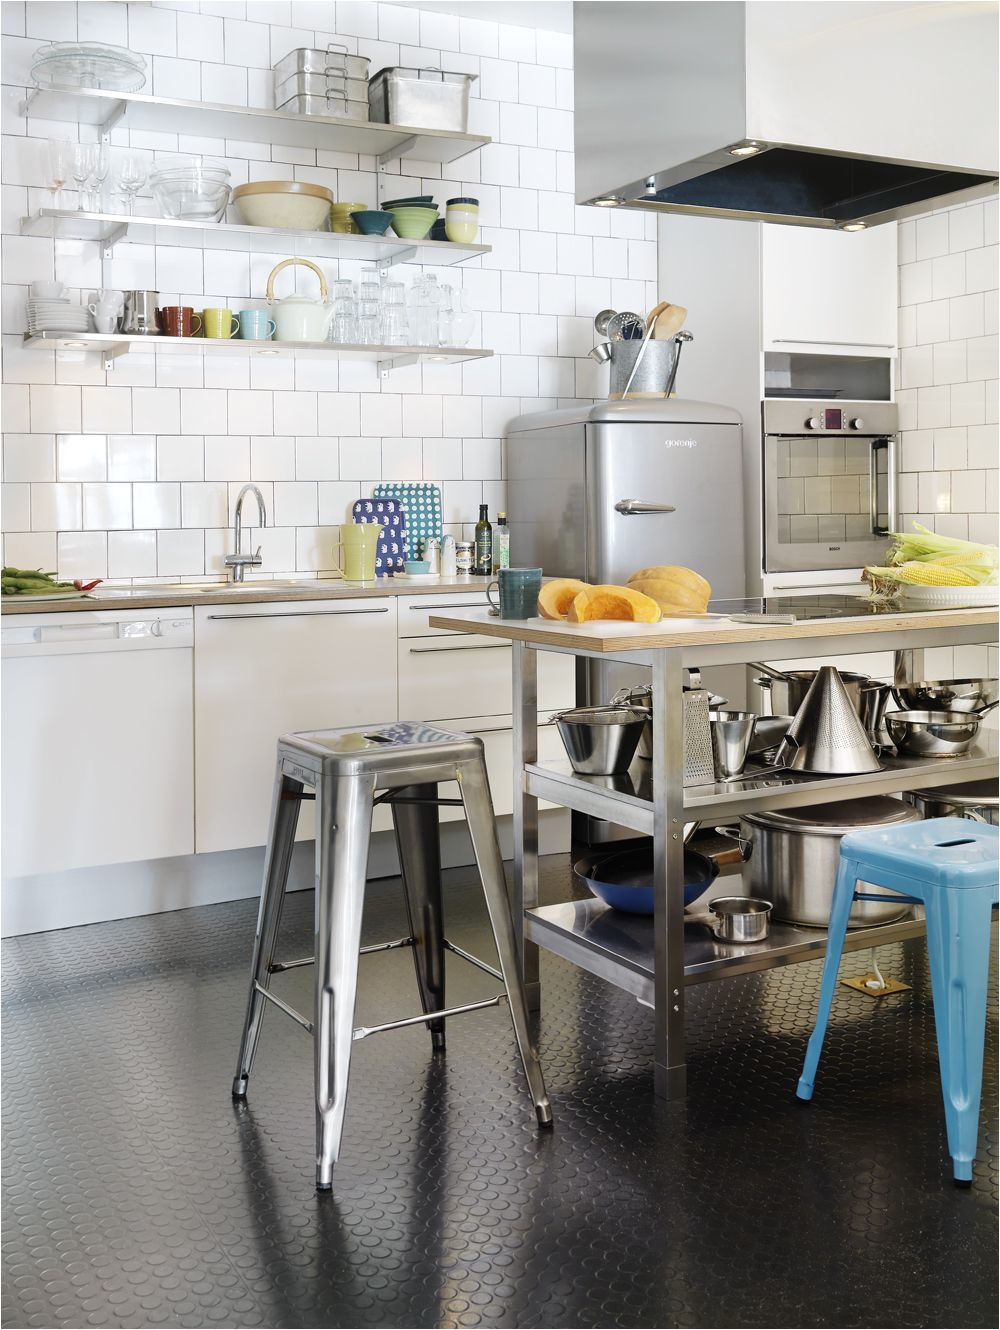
top-left (709, 896), bottom-right (772, 943)
top-left (716, 797), bottom-right (921, 927)
top-left (755, 669), bottom-right (870, 717)
top-left (903, 778), bottom-right (999, 825)
top-left (884, 709), bottom-right (980, 758)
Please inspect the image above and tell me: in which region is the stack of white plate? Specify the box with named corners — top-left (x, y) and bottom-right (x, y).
top-left (27, 299), bottom-right (90, 335)
top-left (31, 42), bottom-right (147, 93)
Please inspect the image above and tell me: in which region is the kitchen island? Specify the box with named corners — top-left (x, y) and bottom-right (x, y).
top-left (428, 595), bottom-right (999, 1099)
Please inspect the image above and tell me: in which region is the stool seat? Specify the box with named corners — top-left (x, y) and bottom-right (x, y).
top-left (231, 720), bottom-right (552, 1189)
top-left (796, 817), bottom-right (998, 1185)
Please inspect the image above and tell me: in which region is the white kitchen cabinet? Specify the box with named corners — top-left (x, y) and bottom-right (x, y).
top-left (761, 222), bottom-right (898, 351)
top-left (1, 609), bottom-right (194, 878)
top-left (194, 599), bottom-right (398, 854)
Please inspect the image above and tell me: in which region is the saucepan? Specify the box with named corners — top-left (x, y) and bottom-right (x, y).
top-left (708, 896), bottom-right (772, 943)
top-left (883, 709), bottom-right (983, 758)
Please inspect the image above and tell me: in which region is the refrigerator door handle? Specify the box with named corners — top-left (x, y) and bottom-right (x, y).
top-left (613, 499), bottom-right (677, 515)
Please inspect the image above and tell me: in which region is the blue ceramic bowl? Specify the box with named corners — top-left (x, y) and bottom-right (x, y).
top-left (382, 195), bottom-right (434, 208)
top-left (573, 845), bottom-right (718, 915)
top-left (430, 219), bottom-right (448, 241)
top-left (404, 559), bottom-right (430, 575)
top-left (351, 209), bottom-right (393, 235)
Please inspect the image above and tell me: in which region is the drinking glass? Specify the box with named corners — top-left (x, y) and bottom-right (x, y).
top-left (357, 299), bottom-right (380, 345)
top-left (116, 152), bottom-right (147, 216)
top-left (88, 142), bottom-right (111, 213)
top-left (71, 143), bottom-right (95, 212)
top-left (330, 295), bottom-right (357, 344)
top-left (381, 282), bottom-right (408, 345)
top-left (450, 290), bottom-right (475, 347)
top-left (46, 139), bottom-right (72, 209)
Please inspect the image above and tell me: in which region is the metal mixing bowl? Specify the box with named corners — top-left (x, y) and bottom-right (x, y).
top-left (892, 678), bottom-right (999, 714)
top-left (884, 709), bottom-right (981, 757)
top-left (552, 705), bottom-right (647, 775)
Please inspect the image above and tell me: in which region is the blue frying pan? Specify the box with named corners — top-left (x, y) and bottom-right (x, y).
top-left (574, 844), bottom-right (718, 915)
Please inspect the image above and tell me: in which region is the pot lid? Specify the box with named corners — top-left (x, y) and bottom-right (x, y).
top-left (743, 797), bottom-right (920, 836)
top-left (233, 180), bottom-right (333, 201)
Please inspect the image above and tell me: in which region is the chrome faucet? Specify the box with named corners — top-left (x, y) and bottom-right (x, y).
top-left (225, 483), bottom-right (267, 582)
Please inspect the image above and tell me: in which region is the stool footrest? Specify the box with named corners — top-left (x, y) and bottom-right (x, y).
top-left (353, 993), bottom-right (507, 1042)
top-left (445, 938), bottom-right (502, 983)
top-left (253, 980), bottom-right (312, 1033)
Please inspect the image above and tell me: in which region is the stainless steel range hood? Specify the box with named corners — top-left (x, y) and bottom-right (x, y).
top-left (574, 1), bottom-right (998, 228)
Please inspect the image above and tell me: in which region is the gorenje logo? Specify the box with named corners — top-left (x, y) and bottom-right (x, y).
top-left (664, 439), bottom-right (698, 448)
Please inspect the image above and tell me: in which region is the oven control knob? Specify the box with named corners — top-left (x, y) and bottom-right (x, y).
top-left (804, 416), bottom-right (820, 430)
top-left (848, 417), bottom-right (864, 430)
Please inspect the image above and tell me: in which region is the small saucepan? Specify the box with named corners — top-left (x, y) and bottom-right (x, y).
top-left (573, 844), bottom-right (718, 915)
top-left (884, 709), bottom-right (982, 758)
top-left (708, 896), bottom-right (772, 943)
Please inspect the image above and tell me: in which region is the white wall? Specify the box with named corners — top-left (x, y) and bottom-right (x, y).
top-left (1, 0), bottom-right (657, 582)
top-left (896, 197), bottom-right (999, 546)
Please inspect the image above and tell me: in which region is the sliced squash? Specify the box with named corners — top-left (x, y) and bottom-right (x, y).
top-left (626, 565), bottom-right (711, 614)
top-left (566, 584), bottom-right (662, 624)
top-left (537, 577), bottom-right (591, 619)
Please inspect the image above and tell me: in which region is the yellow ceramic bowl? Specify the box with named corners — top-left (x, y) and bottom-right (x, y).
top-left (330, 201), bottom-right (366, 234)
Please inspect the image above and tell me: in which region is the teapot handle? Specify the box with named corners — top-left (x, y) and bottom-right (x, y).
top-left (266, 257), bottom-right (329, 303)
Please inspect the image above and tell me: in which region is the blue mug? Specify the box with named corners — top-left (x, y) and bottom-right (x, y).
top-left (237, 309), bottom-right (276, 341)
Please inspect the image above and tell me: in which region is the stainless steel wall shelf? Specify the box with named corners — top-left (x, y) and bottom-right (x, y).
top-left (19, 87), bottom-right (490, 165)
top-left (21, 209), bottom-right (490, 267)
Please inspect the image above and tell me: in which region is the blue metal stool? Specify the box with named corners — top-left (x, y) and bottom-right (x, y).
top-left (231, 721), bottom-right (552, 1190)
top-left (797, 817), bottom-right (999, 1185)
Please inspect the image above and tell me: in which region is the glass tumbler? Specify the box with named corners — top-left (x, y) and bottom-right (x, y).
top-left (381, 282), bottom-right (409, 345)
top-left (330, 296), bottom-right (357, 344)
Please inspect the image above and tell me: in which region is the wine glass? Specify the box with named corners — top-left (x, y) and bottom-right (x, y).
top-left (88, 141), bottom-right (111, 214)
top-left (71, 143), bottom-right (95, 212)
top-left (116, 151), bottom-right (147, 216)
top-left (46, 139), bottom-right (71, 210)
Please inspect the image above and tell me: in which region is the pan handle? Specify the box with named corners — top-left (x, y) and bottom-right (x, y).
top-left (713, 825), bottom-right (753, 861)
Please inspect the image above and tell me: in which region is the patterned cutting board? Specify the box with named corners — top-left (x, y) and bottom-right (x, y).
top-left (352, 497), bottom-right (407, 575)
top-left (372, 482), bottom-right (443, 560)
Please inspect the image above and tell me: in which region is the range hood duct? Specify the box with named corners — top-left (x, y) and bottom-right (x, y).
top-left (574, 1), bottom-right (998, 228)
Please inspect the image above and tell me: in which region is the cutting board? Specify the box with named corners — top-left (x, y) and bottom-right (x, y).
top-left (352, 498), bottom-right (407, 575)
top-left (373, 482), bottom-right (442, 560)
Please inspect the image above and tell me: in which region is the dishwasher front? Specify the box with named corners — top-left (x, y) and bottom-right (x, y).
top-left (1, 607), bottom-right (194, 882)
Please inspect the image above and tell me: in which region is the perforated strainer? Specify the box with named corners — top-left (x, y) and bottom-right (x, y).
top-left (776, 666), bottom-right (882, 774)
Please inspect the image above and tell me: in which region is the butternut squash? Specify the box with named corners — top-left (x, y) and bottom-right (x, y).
top-left (537, 578), bottom-right (591, 620)
top-left (566, 584), bottom-right (662, 624)
top-left (626, 565), bottom-right (711, 614)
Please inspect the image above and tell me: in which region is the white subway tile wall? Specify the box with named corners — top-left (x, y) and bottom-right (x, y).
top-left (1, 0), bottom-right (657, 581)
top-left (896, 197), bottom-right (999, 547)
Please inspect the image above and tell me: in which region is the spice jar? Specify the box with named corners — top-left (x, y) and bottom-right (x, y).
top-left (455, 539), bottom-right (474, 573)
top-left (445, 197), bottom-right (479, 244)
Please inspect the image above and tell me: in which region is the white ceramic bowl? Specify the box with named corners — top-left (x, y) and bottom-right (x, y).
top-left (232, 181), bottom-right (333, 231)
top-left (30, 281), bottom-right (65, 299)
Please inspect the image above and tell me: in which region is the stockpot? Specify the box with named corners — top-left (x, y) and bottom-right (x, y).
top-left (903, 778), bottom-right (998, 826)
top-left (716, 797), bottom-right (921, 928)
top-left (755, 670), bottom-right (870, 717)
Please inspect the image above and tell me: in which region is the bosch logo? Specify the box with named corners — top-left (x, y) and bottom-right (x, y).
top-left (664, 439), bottom-right (698, 448)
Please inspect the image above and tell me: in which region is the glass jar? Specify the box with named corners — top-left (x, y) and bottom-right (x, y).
top-left (455, 540), bottom-right (474, 573)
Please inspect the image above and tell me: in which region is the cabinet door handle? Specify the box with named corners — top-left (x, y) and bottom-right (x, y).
top-left (408, 602), bottom-right (484, 611)
top-left (206, 607), bottom-right (391, 621)
top-left (769, 339), bottom-right (895, 348)
top-left (407, 642), bottom-right (512, 654)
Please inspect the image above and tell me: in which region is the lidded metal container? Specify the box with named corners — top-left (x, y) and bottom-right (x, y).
top-left (735, 797), bottom-right (921, 928)
top-left (368, 67), bottom-right (477, 132)
top-left (272, 45), bottom-right (370, 119)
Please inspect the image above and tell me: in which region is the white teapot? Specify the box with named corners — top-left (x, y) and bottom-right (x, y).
top-left (265, 258), bottom-right (335, 342)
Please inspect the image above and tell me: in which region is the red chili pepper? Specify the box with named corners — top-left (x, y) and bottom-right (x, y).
top-left (73, 579), bottom-right (103, 591)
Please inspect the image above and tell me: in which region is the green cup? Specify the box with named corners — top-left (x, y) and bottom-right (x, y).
top-left (203, 307), bottom-right (239, 338)
top-left (486, 567), bottom-right (543, 620)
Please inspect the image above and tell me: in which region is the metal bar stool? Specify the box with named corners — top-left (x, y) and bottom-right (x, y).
top-left (796, 817), bottom-right (999, 1185)
top-left (231, 721), bottom-right (553, 1189)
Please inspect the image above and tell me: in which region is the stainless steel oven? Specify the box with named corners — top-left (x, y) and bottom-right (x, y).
top-left (762, 399), bottom-right (897, 574)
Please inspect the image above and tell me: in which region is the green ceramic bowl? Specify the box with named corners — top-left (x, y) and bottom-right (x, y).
top-left (389, 208), bottom-right (437, 239)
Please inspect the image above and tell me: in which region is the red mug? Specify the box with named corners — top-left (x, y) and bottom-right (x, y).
top-left (159, 305), bottom-right (202, 338)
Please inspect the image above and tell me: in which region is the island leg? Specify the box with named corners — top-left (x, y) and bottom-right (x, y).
top-left (512, 639), bottom-right (541, 1010)
top-left (651, 648), bottom-right (689, 1099)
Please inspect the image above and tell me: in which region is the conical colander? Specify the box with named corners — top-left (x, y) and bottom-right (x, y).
top-left (775, 666), bottom-right (882, 774)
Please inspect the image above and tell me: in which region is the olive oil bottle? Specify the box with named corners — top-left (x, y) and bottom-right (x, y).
top-left (474, 504), bottom-right (492, 576)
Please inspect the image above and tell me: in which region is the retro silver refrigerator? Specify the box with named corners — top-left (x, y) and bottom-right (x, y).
top-left (506, 398), bottom-right (746, 839)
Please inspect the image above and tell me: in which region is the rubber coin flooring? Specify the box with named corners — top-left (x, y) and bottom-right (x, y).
top-left (2, 854), bottom-right (996, 1329)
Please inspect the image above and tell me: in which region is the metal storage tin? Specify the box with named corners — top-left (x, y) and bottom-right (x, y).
top-left (275, 91), bottom-right (369, 120)
top-left (272, 45), bottom-right (370, 82)
top-left (368, 67), bottom-right (477, 132)
top-left (275, 70), bottom-right (369, 105)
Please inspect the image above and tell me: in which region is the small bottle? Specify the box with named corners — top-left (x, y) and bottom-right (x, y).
top-left (494, 511), bottom-right (510, 570)
top-left (474, 504), bottom-right (492, 576)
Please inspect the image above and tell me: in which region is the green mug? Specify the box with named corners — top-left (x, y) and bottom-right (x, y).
top-left (203, 307), bottom-right (239, 338)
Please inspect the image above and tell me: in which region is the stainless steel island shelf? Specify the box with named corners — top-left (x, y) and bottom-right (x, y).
top-left (427, 603), bottom-right (999, 1100)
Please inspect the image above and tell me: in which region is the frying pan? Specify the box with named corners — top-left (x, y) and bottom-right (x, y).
top-left (573, 844), bottom-right (719, 915)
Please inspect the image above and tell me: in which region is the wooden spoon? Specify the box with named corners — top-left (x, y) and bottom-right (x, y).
top-left (652, 302), bottom-right (688, 339)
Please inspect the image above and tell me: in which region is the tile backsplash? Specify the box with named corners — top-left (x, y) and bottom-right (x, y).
top-left (1, 0), bottom-right (658, 582)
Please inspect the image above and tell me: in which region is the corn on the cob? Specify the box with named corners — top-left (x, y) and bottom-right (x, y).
top-left (865, 561), bottom-right (977, 586)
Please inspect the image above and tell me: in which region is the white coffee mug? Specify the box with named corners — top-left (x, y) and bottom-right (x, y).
top-left (92, 311), bottom-right (119, 333)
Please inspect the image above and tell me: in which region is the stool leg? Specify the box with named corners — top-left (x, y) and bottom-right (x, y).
top-left (796, 855), bottom-right (861, 1101)
top-left (392, 784), bottom-right (447, 1052)
top-left (315, 772), bottom-right (375, 1190)
top-left (922, 885), bottom-right (995, 1186)
top-left (457, 755), bottom-right (553, 1127)
top-left (232, 764), bottom-right (303, 1098)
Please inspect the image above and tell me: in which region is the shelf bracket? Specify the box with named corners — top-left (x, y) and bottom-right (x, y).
top-left (376, 353), bottom-right (419, 379)
top-left (377, 135), bottom-right (419, 169)
top-left (102, 343), bottom-right (129, 373)
top-left (102, 222), bottom-right (127, 259)
top-left (98, 101), bottom-right (126, 140)
top-left (379, 245), bottom-right (417, 270)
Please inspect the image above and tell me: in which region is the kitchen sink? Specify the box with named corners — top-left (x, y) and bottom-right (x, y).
top-left (94, 578), bottom-right (344, 598)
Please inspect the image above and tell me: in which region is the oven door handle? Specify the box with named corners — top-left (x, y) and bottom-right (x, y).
top-left (869, 437), bottom-right (894, 537)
